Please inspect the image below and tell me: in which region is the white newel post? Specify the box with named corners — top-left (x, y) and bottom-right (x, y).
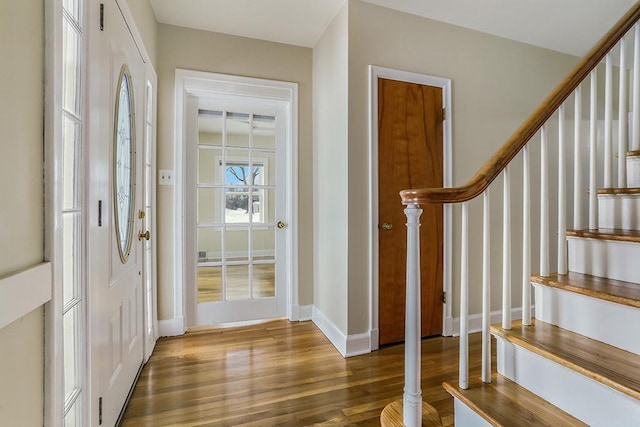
top-left (404, 204), bottom-right (423, 427)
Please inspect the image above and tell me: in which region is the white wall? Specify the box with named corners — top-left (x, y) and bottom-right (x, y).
top-left (0, 0), bottom-right (45, 425)
top-left (313, 4), bottom-right (350, 334)
top-left (156, 25), bottom-right (314, 322)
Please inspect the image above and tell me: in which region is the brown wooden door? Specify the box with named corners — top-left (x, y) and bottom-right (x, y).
top-left (378, 78), bottom-right (444, 346)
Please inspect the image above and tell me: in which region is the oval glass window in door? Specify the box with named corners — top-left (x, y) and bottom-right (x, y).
top-left (114, 65), bottom-right (135, 263)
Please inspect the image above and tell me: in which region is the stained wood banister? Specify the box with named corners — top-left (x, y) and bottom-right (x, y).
top-left (400, 2), bottom-right (640, 205)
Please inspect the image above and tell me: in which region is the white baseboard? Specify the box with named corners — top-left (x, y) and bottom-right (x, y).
top-left (158, 316), bottom-right (185, 337)
top-left (311, 306), bottom-right (371, 357)
top-left (451, 306), bottom-right (534, 337)
top-left (289, 304), bottom-right (313, 321)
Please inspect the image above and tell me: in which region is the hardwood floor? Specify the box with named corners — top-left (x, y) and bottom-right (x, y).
top-left (120, 320), bottom-right (489, 426)
top-left (197, 264), bottom-right (275, 303)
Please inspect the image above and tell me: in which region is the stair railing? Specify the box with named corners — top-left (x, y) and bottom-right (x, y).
top-left (397, 2), bottom-right (640, 425)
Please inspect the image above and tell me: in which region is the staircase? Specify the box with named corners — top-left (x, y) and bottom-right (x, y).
top-left (389, 3), bottom-right (640, 426)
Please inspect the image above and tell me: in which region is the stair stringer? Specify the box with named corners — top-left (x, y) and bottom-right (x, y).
top-left (533, 283), bottom-right (640, 354)
top-left (496, 337), bottom-right (640, 426)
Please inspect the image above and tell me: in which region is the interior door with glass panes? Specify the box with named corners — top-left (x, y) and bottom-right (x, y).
top-left (189, 103), bottom-right (287, 325)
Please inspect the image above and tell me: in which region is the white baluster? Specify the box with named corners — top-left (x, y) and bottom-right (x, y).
top-left (558, 105), bottom-right (567, 275)
top-left (605, 53), bottom-right (613, 188)
top-left (635, 23), bottom-right (640, 152)
top-left (574, 86), bottom-right (583, 230)
top-left (590, 70), bottom-right (599, 230)
top-left (540, 125), bottom-right (549, 277)
top-left (619, 38), bottom-right (628, 188)
top-left (460, 202), bottom-right (469, 390)
top-left (482, 190), bottom-right (491, 383)
top-left (522, 145), bottom-right (531, 326)
top-left (403, 204), bottom-right (423, 426)
top-left (502, 166), bottom-right (511, 329)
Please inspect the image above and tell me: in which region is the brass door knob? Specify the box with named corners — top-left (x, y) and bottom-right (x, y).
top-left (138, 230), bottom-right (150, 241)
top-left (277, 221), bottom-right (287, 229)
top-left (381, 222), bottom-right (393, 231)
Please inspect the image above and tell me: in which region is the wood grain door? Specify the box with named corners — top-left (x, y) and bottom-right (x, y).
top-left (378, 78), bottom-right (444, 346)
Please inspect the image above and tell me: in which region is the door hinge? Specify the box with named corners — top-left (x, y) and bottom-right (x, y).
top-left (442, 108), bottom-right (446, 121)
top-left (442, 291), bottom-right (447, 304)
top-left (99, 397), bottom-right (103, 425)
top-left (100, 3), bottom-right (104, 31)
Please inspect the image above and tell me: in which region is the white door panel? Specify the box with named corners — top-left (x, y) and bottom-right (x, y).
top-left (88, 0), bottom-right (145, 425)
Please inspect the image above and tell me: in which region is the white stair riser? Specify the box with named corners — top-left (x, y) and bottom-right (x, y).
top-left (534, 283), bottom-right (640, 354)
top-left (629, 156), bottom-right (640, 187)
top-left (496, 338), bottom-right (640, 426)
top-left (567, 237), bottom-right (640, 283)
top-left (598, 194), bottom-right (640, 230)
top-left (452, 399), bottom-right (492, 427)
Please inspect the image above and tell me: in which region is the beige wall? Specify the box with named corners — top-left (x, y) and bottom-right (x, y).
top-left (0, 0), bottom-right (45, 425)
top-left (313, 4), bottom-right (350, 333)
top-left (156, 24), bottom-right (314, 320)
top-left (341, 0), bottom-right (579, 334)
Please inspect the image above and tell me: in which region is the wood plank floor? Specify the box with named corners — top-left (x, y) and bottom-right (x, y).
top-left (120, 320), bottom-right (489, 426)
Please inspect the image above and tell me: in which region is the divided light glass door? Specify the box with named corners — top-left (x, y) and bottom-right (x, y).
top-left (194, 107), bottom-right (286, 324)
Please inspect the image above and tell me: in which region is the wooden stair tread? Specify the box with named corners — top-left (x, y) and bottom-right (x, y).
top-left (443, 374), bottom-right (587, 426)
top-left (597, 187), bottom-right (640, 195)
top-left (531, 272), bottom-right (640, 309)
top-left (566, 228), bottom-right (640, 243)
top-left (492, 320), bottom-right (640, 401)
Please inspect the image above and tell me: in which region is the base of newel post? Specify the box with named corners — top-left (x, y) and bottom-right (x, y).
top-left (380, 400), bottom-right (443, 427)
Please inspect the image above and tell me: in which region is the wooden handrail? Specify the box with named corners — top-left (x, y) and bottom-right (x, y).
top-left (400, 1), bottom-right (640, 205)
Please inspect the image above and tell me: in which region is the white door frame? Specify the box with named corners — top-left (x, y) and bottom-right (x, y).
top-left (368, 65), bottom-right (454, 349)
top-left (173, 69), bottom-right (299, 333)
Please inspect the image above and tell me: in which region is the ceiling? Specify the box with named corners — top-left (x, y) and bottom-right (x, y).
top-left (150, 0), bottom-right (637, 56)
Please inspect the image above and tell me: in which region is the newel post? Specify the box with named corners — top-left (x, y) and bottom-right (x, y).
top-left (403, 204), bottom-right (423, 426)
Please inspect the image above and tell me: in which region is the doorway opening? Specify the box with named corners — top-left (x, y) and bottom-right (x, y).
top-left (174, 70), bottom-right (299, 330)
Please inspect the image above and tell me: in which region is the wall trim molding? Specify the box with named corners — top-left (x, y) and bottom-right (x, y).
top-left (0, 263), bottom-right (52, 331)
top-left (311, 306), bottom-right (371, 357)
top-left (291, 304), bottom-right (313, 321)
top-left (158, 316), bottom-right (185, 337)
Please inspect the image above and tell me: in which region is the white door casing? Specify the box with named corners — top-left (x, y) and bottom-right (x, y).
top-left (172, 70), bottom-right (299, 334)
top-left (87, 1), bottom-right (146, 425)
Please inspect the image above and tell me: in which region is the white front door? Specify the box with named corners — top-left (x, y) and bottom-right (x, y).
top-left (87, 0), bottom-right (145, 424)
top-left (186, 98), bottom-right (289, 325)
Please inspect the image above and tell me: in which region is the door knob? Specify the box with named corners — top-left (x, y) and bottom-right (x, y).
top-left (138, 230), bottom-right (150, 241)
top-left (277, 221), bottom-right (287, 229)
top-left (381, 222), bottom-right (393, 231)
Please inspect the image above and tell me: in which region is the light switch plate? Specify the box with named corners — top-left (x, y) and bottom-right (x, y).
top-left (159, 169), bottom-right (174, 185)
